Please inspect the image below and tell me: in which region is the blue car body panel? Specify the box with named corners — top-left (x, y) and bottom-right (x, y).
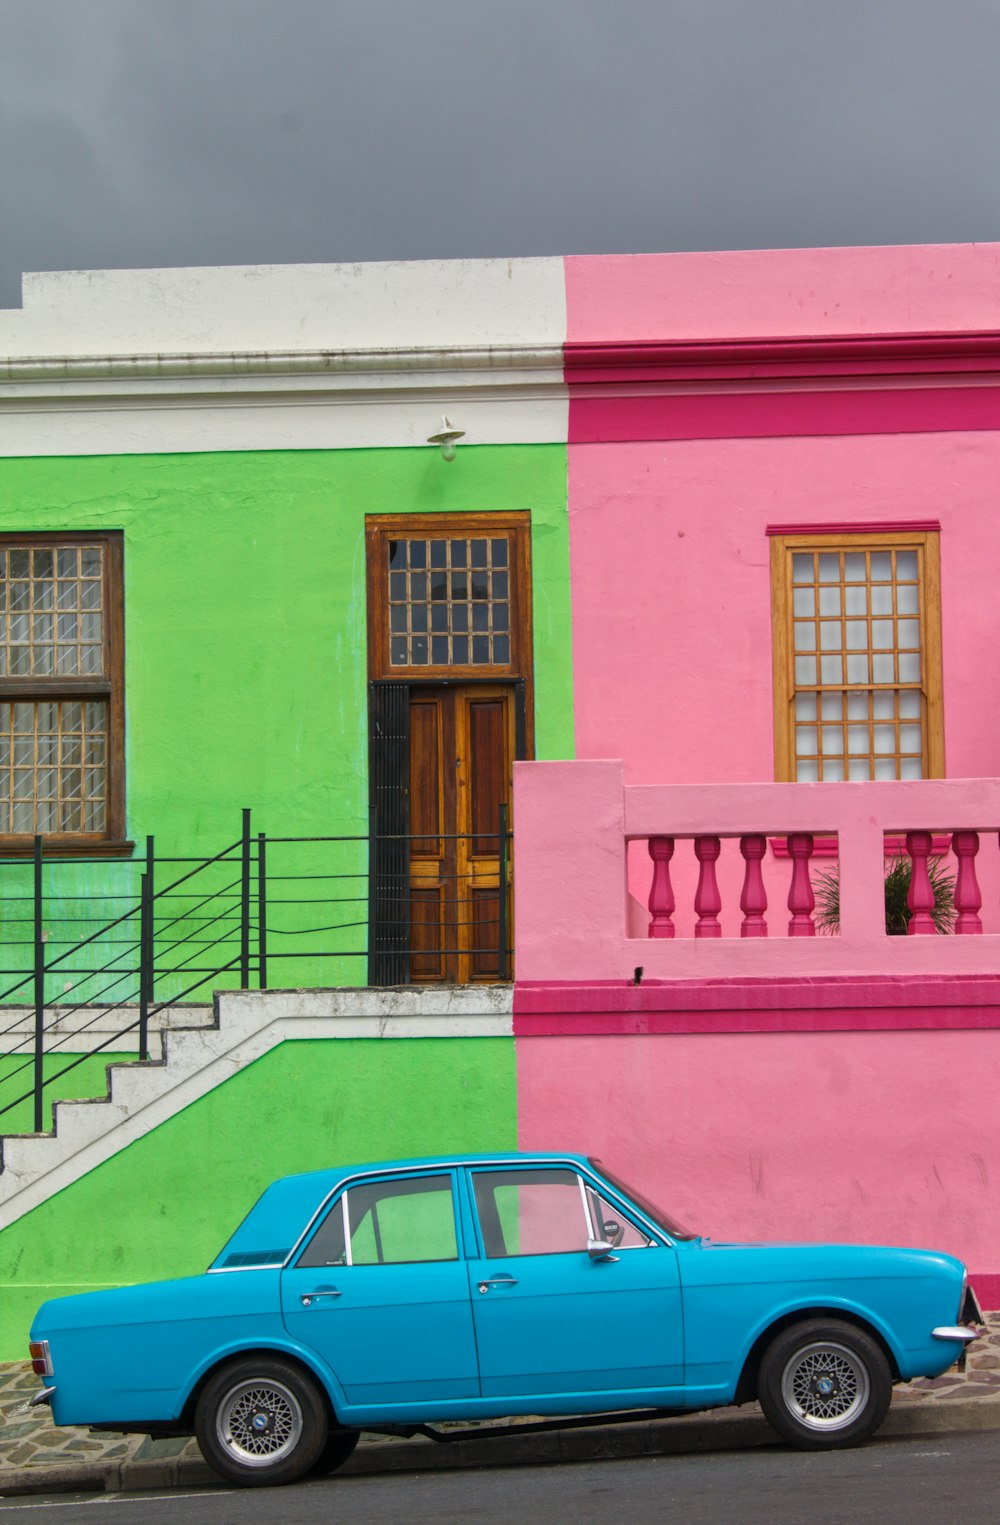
top-left (29, 1152), bottom-right (970, 1432)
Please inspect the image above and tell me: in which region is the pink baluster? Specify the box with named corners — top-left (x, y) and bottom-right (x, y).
top-left (647, 836), bottom-right (676, 940)
top-left (786, 833), bottom-right (816, 937)
top-left (952, 831), bottom-right (982, 935)
top-left (739, 835), bottom-right (768, 938)
top-left (905, 831), bottom-right (936, 935)
top-left (694, 836), bottom-right (722, 939)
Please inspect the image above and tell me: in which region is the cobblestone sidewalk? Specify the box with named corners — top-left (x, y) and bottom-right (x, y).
top-left (2, 1315), bottom-right (998, 1475)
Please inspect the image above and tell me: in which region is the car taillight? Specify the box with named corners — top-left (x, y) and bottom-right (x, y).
top-left (28, 1340), bottom-right (52, 1377)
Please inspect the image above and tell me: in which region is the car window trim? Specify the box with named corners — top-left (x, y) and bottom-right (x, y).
top-left (463, 1161), bottom-right (675, 1258)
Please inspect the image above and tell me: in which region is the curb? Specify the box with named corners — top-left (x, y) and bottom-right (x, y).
top-left (1, 1398), bottom-right (998, 1498)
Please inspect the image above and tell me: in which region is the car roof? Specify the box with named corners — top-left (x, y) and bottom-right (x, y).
top-left (209, 1152), bottom-right (594, 1271)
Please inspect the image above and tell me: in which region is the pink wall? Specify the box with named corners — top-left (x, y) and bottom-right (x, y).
top-left (515, 1025), bottom-right (1000, 1296)
top-left (567, 431), bottom-right (1000, 788)
top-left (565, 245), bottom-right (1000, 342)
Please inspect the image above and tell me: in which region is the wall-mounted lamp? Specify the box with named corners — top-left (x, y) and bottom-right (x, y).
top-left (427, 414), bottom-right (465, 462)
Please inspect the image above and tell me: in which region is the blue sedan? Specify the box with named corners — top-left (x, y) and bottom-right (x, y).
top-left (28, 1153), bottom-right (981, 1486)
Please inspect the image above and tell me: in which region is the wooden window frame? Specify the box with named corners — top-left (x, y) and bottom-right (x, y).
top-left (366, 510), bottom-right (534, 737)
top-left (770, 527), bottom-right (944, 782)
top-left (0, 531), bottom-right (128, 856)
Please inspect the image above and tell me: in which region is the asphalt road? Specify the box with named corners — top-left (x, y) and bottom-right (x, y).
top-left (1, 1433), bottom-right (998, 1524)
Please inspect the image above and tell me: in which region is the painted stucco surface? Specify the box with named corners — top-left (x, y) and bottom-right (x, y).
top-left (0, 1034), bottom-right (516, 1360)
top-left (565, 244), bottom-right (1000, 341)
top-left (0, 445), bottom-right (573, 994)
top-left (567, 432), bottom-right (1000, 788)
top-left (515, 1028), bottom-right (1000, 1281)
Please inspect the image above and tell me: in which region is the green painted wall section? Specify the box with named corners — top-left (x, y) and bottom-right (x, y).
top-left (0, 445), bottom-right (573, 847)
top-left (0, 1034), bottom-right (516, 1359)
top-left (0, 445), bottom-right (572, 1112)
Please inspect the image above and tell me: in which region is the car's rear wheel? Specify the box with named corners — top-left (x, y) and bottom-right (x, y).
top-left (757, 1319), bottom-right (892, 1449)
top-left (195, 1357), bottom-right (328, 1486)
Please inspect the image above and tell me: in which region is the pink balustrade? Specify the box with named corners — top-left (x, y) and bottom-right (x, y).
top-left (514, 762), bottom-right (1000, 983)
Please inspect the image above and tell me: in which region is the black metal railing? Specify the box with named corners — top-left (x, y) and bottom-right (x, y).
top-left (0, 808), bottom-right (513, 1136)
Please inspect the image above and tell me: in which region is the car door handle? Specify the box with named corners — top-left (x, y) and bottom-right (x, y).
top-left (478, 1275), bottom-right (518, 1293)
top-left (300, 1288), bottom-right (342, 1306)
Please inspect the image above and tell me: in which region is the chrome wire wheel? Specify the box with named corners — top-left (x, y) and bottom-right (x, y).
top-left (780, 1339), bottom-right (871, 1432)
top-left (216, 1377), bottom-right (304, 1468)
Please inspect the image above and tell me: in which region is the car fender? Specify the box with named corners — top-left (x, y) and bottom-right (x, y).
top-left (732, 1293), bottom-right (904, 1380)
top-left (178, 1334), bottom-right (350, 1422)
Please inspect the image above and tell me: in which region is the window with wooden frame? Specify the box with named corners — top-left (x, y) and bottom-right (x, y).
top-left (0, 533), bottom-right (126, 852)
top-left (366, 511), bottom-right (532, 683)
top-left (770, 528), bottom-right (943, 782)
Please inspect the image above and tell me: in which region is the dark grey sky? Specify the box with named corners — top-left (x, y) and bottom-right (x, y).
top-left (3, 0), bottom-right (1000, 309)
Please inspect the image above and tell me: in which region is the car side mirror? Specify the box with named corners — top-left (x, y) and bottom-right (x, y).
top-left (588, 1238), bottom-right (618, 1261)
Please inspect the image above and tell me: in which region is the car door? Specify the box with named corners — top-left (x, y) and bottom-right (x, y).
top-left (466, 1164), bottom-right (684, 1402)
top-left (280, 1170), bottom-right (479, 1407)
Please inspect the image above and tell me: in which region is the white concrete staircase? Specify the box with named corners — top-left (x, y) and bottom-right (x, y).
top-left (0, 986), bottom-right (512, 1230)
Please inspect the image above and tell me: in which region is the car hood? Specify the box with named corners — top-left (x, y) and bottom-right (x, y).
top-left (680, 1238), bottom-right (965, 1288)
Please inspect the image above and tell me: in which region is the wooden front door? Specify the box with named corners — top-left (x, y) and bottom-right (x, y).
top-left (408, 683), bottom-right (514, 983)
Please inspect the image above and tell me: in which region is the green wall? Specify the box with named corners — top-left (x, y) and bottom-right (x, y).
top-left (0, 445), bottom-right (573, 848)
top-left (0, 1034), bottom-right (517, 1359)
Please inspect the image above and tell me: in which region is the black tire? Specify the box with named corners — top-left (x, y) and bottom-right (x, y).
top-left (757, 1319), bottom-right (892, 1450)
top-left (305, 1425), bottom-right (360, 1478)
top-left (194, 1356), bottom-right (328, 1487)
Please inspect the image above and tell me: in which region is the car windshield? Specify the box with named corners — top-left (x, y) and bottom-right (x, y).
top-left (589, 1160), bottom-right (699, 1241)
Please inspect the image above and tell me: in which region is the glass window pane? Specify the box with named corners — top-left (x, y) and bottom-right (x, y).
top-left (795, 727), bottom-right (817, 755)
top-left (818, 587), bottom-right (841, 616)
top-left (383, 529), bottom-right (513, 668)
top-left (874, 758), bottom-right (896, 780)
top-left (792, 554), bottom-right (814, 583)
top-left (847, 726), bottom-right (869, 755)
top-left (844, 585), bottom-right (868, 616)
top-left (795, 656), bottom-right (818, 685)
top-left (899, 724), bottom-right (923, 752)
top-left (822, 758), bottom-right (845, 780)
top-left (821, 693), bottom-right (843, 719)
top-left (872, 692), bottom-right (895, 720)
top-left (846, 654), bottom-right (870, 683)
top-left (895, 551), bottom-right (918, 580)
top-left (898, 692), bottom-right (921, 719)
top-left (843, 552), bottom-right (866, 582)
top-left (818, 553), bottom-right (839, 582)
top-left (794, 693), bottom-right (817, 720)
top-left (794, 622), bottom-right (815, 651)
top-left (870, 552), bottom-right (892, 580)
top-left (896, 585), bottom-right (919, 615)
top-left (796, 758), bottom-right (820, 781)
top-left (821, 655), bottom-right (844, 684)
top-left (845, 620), bottom-right (867, 650)
top-left (899, 757), bottom-right (923, 779)
top-left (872, 654), bottom-right (895, 683)
top-left (819, 621), bottom-right (841, 651)
top-left (848, 759), bottom-right (871, 780)
top-left (336, 1175), bottom-right (458, 1267)
top-left (870, 585), bottom-right (893, 616)
top-left (897, 619), bottom-right (920, 649)
top-left (846, 693), bottom-right (868, 720)
top-left (792, 587), bottom-right (815, 617)
top-left (821, 727), bottom-right (842, 756)
top-left (472, 1168), bottom-right (590, 1257)
top-left (898, 653), bottom-right (921, 682)
top-left (874, 725), bottom-right (896, 754)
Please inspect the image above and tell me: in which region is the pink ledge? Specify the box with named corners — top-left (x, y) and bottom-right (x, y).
top-left (567, 384), bottom-right (1000, 446)
top-left (972, 1274), bottom-right (1000, 1312)
top-left (512, 974), bottom-right (1000, 1036)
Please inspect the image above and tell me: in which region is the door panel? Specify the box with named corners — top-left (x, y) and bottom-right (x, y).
top-left (408, 684), bottom-right (514, 984)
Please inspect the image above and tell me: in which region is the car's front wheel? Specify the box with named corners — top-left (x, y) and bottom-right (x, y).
top-left (757, 1319), bottom-right (892, 1449)
top-left (194, 1356), bottom-right (328, 1486)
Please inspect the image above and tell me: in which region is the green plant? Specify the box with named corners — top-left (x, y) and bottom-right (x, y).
top-left (813, 853), bottom-right (956, 936)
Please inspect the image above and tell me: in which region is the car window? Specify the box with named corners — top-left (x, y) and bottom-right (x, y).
top-left (298, 1173), bottom-right (458, 1267)
top-left (584, 1182), bottom-right (653, 1250)
top-left (472, 1167), bottom-right (611, 1257)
